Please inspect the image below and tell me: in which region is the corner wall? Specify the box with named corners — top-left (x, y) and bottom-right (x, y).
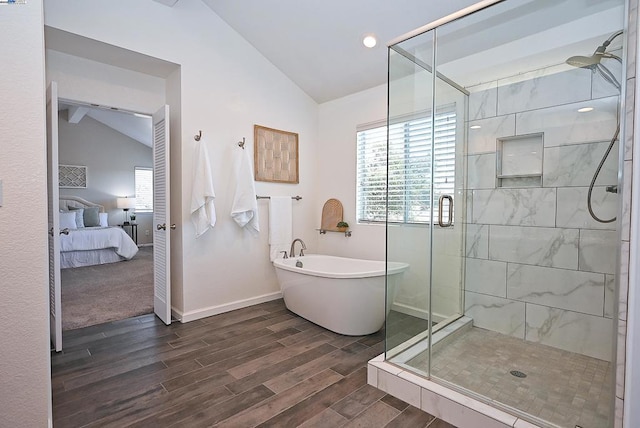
top-left (0, 1), bottom-right (52, 426)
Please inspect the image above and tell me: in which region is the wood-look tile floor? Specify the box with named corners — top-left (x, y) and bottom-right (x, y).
top-left (51, 299), bottom-right (456, 427)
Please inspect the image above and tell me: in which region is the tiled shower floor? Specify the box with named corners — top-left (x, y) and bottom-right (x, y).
top-left (407, 327), bottom-right (611, 428)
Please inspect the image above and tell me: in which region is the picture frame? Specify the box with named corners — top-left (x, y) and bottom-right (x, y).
top-left (254, 125), bottom-right (299, 183)
top-left (59, 165), bottom-right (88, 188)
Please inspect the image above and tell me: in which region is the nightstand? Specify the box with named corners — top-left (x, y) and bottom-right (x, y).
top-left (119, 223), bottom-right (138, 245)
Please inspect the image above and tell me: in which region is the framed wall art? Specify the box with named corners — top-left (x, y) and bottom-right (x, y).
top-left (254, 125), bottom-right (299, 183)
top-left (59, 165), bottom-right (87, 188)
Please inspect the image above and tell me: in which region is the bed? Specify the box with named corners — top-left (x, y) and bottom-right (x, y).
top-left (59, 196), bottom-right (139, 269)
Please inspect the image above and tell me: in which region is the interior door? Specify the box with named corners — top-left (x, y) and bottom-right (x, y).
top-left (153, 105), bottom-right (172, 324)
top-left (46, 82), bottom-right (63, 352)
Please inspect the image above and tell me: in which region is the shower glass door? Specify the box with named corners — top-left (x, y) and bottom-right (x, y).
top-left (385, 30), bottom-right (435, 361)
top-left (385, 28), bottom-right (467, 366)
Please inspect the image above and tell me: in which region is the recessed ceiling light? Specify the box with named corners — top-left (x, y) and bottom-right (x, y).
top-left (470, 125), bottom-right (482, 129)
top-left (363, 35), bottom-right (377, 48)
top-left (578, 107), bottom-right (594, 113)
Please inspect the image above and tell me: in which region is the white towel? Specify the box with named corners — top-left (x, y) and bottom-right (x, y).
top-left (231, 147), bottom-right (259, 235)
top-left (269, 196), bottom-right (292, 261)
top-left (190, 140), bottom-right (216, 238)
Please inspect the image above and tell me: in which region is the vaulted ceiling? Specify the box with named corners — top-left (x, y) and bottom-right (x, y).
top-left (201, 0), bottom-right (624, 101)
top-left (200, 0), bottom-right (479, 103)
top-left (58, 101), bottom-right (152, 147)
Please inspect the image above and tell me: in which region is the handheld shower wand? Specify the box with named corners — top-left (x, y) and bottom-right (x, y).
top-left (565, 30), bottom-right (623, 224)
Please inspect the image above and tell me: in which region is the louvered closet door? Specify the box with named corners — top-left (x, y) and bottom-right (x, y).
top-left (47, 82), bottom-right (63, 351)
top-left (153, 105), bottom-right (172, 324)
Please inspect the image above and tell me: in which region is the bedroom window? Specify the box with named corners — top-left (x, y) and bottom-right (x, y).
top-left (135, 167), bottom-right (153, 212)
top-left (356, 106), bottom-right (457, 224)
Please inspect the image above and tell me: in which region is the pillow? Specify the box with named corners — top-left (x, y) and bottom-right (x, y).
top-left (68, 207), bottom-right (85, 228)
top-left (83, 206), bottom-right (101, 227)
top-left (59, 212), bottom-right (77, 230)
top-left (99, 212), bottom-right (109, 228)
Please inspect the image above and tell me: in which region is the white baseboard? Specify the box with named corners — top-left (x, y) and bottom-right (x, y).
top-left (391, 302), bottom-right (447, 324)
top-left (173, 291), bottom-right (283, 323)
top-left (138, 243), bottom-right (153, 248)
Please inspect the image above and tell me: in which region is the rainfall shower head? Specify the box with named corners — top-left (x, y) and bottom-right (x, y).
top-left (566, 54), bottom-right (601, 69)
top-left (565, 31), bottom-right (623, 91)
top-left (565, 31), bottom-right (623, 69)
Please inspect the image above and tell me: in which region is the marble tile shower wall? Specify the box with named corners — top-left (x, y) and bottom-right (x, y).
top-left (463, 65), bottom-right (621, 361)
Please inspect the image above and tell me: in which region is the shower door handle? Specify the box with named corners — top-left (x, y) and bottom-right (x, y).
top-left (438, 195), bottom-right (453, 228)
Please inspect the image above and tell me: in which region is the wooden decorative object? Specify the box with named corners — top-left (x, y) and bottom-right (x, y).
top-left (254, 125), bottom-right (299, 183)
top-left (321, 198), bottom-right (344, 231)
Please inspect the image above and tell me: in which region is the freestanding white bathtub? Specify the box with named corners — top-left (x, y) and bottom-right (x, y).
top-left (273, 254), bottom-right (409, 335)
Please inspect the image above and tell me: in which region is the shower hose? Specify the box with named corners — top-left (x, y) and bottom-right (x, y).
top-left (587, 122), bottom-right (619, 223)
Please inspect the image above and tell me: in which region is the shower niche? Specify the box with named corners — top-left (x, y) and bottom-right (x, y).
top-left (496, 133), bottom-right (543, 188)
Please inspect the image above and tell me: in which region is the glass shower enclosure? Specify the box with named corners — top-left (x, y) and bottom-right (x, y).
top-left (384, 1), bottom-right (626, 427)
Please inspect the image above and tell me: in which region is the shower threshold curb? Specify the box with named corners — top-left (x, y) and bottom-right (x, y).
top-left (367, 355), bottom-right (544, 428)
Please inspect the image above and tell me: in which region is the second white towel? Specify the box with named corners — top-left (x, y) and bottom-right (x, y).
top-left (231, 147), bottom-right (259, 235)
top-left (269, 196), bottom-right (292, 261)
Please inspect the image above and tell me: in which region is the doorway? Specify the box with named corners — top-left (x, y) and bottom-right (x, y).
top-left (45, 29), bottom-right (179, 350)
top-left (57, 101), bottom-right (155, 330)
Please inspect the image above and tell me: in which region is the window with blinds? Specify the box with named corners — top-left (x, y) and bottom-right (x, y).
top-left (356, 106), bottom-right (457, 224)
top-left (134, 167), bottom-right (154, 212)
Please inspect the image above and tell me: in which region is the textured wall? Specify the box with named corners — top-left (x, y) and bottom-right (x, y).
top-left (0, 1), bottom-right (52, 427)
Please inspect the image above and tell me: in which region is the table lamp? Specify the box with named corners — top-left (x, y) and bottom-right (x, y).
top-left (116, 197), bottom-right (136, 225)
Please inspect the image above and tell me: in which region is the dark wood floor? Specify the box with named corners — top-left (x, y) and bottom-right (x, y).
top-left (51, 299), bottom-right (456, 427)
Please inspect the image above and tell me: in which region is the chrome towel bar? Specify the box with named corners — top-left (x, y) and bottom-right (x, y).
top-left (256, 195), bottom-right (302, 200)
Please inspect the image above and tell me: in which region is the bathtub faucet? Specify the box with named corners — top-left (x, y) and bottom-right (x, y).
top-left (290, 238), bottom-right (306, 257)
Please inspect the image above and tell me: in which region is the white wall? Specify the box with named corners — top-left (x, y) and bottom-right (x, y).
top-left (58, 113), bottom-right (154, 245)
top-left (317, 85), bottom-right (387, 260)
top-left (46, 50), bottom-right (167, 114)
top-left (0, 1), bottom-right (52, 427)
top-left (44, 0), bottom-right (319, 320)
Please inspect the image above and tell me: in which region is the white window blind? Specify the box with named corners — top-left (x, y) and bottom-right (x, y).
top-left (135, 167), bottom-right (154, 212)
top-left (357, 106), bottom-right (457, 224)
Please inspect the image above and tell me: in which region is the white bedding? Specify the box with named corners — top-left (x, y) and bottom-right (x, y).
top-left (60, 226), bottom-right (139, 268)
top-left (60, 249), bottom-right (125, 269)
